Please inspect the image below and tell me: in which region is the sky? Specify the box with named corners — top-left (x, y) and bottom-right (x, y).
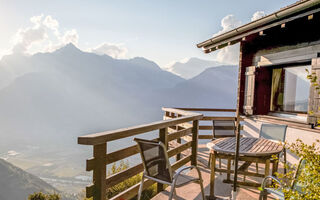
top-left (0, 0), bottom-right (298, 68)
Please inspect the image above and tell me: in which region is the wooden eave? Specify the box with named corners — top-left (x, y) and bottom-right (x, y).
top-left (197, 0), bottom-right (320, 53)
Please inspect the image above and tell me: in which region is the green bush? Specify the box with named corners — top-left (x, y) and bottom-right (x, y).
top-left (28, 192), bottom-right (60, 200)
top-left (275, 139), bottom-right (320, 199)
top-left (83, 160), bottom-right (156, 200)
top-left (107, 160), bottom-right (156, 200)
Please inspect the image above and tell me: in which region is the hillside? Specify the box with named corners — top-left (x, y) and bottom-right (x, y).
top-left (0, 158), bottom-right (58, 200)
top-left (161, 65), bottom-right (238, 108)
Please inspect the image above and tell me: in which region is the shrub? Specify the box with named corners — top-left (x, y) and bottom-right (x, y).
top-left (28, 192), bottom-right (60, 200)
top-left (274, 139), bottom-right (320, 199)
top-left (83, 160), bottom-right (156, 200)
top-left (107, 160), bottom-right (156, 200)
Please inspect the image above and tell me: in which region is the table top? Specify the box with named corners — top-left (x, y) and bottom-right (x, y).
top-left (207, 137), bottom-right (283, 157)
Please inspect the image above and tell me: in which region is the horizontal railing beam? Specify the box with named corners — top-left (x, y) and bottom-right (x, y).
top-left (202, 116), bottom-right (238, 121)
top-left (110, 179), bottom-right (155, 200)
top-left (172, 155), bottom-right (192, 171)
top-left (168, 141), bottom-right (192, 157)
top-left (168, 127), bottom-right (192, 141)
top-left (106, 163), bottom-right (144, 188)
top-left (78, 114), bottom-right (202, 145)
top-left (162, 107), bottom-right (203, 116)
top-left (173, 107), bottom-right (236, 112)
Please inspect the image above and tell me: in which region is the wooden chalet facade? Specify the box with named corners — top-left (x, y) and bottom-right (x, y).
top-left (198, 0), bottom-right (320, 137)
top-left (198, 0), bottom-right (320, 163)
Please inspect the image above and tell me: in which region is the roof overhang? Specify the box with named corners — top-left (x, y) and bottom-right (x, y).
top-left (197, 0), bottom-right (320, 53)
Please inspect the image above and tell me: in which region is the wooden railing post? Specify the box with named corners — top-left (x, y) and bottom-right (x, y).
top-left (191, 120), bottom-right (199, 166)
top-left (157, 127), bottom-right (168, 193)
top-left (93, 143), bottom-right (107, 200)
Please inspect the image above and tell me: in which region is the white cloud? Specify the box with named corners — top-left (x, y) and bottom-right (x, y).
top-left (215, 44), bottom-right (240, 65)
top-left (251, 11), bottom-right (266, 21)
top-left (89, 43), bottom-right (128, 59)
top-left (61, 29), bottom-right (79, 45)
top-left (11, 15), bottom-right (48, 54)
top-left (1, 14), bottom-right (129, 60)
top-left (7, 14), bottom-right (79, 56)
top-left (213, 14), bottom-right (242, 37)
top-left (43, 15), bottom-right (59, 36)
top-left (213, 15), bottom-right (242, 64)
top-left (213, 11), bottom-right (265, 65)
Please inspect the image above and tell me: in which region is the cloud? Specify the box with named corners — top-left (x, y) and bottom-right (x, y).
top-left (61, 29), bottom-right (79, 45)
top-left (11, 15), bottom-right (48, 54)
top-left (9, 14), bottom-right (79, 55)
top-left (213, 15), bottom-right (241, 64)
top-left (251, 11), bottom-right (266, 21)
top-left (213, 15), bottom-right (242, 37)
top-left (89, 43), bottom-right (128, 59)
top-left (213, 11), bottom-right (266, 65)
top-left (43, 16), bottom-right (59, 31)
top-left (2, 14), bottom-right (128, 60)
top-left (215, 44), bottom-right (240, 65)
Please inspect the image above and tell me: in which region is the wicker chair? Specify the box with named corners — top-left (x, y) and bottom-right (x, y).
top-left (134, 138), bottom-right (205, 200)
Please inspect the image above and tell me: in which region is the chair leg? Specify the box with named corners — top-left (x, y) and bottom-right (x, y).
top-left (195, 166), bottom-right (205, 200)
top-left (169, 182), bottom-right (176, 200)
top-left (208, 153), bottom-right (212, 168)
top-left (256, 162), bottom-right (259, 173)
top-left (219, 158), bottom-right (222, 175)
top-left (137, 175), bottom-right (144, 200)
top-left (170, 188), bottom-right (177, 200)
top-left (259, 189), bottom-right (267, 200)
top-left (283, 149), bottom-right (287, 174)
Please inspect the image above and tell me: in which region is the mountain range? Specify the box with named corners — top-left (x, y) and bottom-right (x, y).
top-left (0, 43), bottom-right (238, 196)
top-left (0, 158), bottom-right (58, 200)
top-left (164, 57), bottom-right (224, 79)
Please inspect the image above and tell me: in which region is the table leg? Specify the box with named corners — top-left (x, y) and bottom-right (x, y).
top-left (272, 155), bottom-right (279, 176)
top-left (227, 158), bottom-right (231, 181)
top-left (265, 159), bottom-right (270, 178)
top-left (210, 152), bottom-right (216, 197)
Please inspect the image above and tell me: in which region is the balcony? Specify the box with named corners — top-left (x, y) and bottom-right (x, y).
top-left (78, 107), bottom-right (270, 200)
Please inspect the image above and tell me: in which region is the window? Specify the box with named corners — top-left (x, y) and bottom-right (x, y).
top-left (270, 65), bottom-right (311, 113)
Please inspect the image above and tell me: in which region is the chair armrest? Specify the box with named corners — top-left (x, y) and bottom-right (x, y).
top-left (173, 165), bottom-right (196, 179)
top-left (261, 176), bottom-right (284, 190)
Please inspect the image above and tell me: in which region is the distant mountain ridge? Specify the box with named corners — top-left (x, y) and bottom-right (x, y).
top-left (0, 158), bottom-right (58, 200)
top-left (0, 44), bottom-right (238, 196)
top-left (164, 57), bottom-right (224, 79)
top-left (161, 65), bottom-right (238, 108)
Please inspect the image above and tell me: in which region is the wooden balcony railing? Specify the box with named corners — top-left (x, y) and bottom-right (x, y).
top-left (163, 107), bottom-right (240, 141)
top-left (78, 108), bottom-right (203, 200)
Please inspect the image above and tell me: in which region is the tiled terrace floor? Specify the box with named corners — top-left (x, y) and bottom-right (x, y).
top-left (152, 143), bottom-right (279, 200)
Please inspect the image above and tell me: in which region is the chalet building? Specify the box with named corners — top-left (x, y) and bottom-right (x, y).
top-left (198, 0), bottom-right (320, 163)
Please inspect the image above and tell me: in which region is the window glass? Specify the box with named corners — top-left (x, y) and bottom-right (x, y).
top-left (270, 65), bottom-right (310, 113)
